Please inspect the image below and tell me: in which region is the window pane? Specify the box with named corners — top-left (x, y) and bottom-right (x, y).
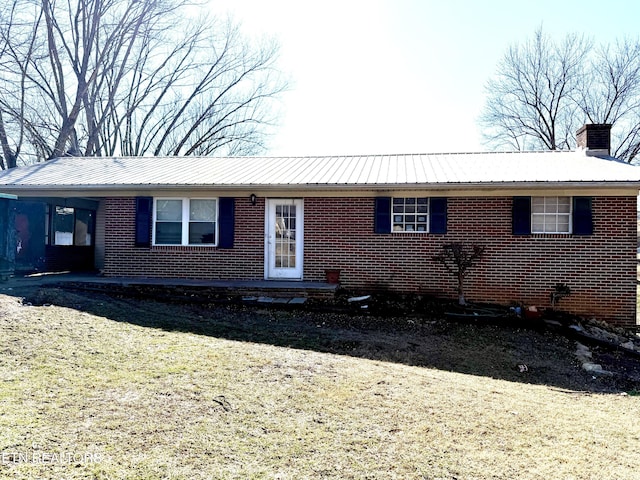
top-left (190, 199), bottom-right (216, 221)
top-left (557, 218), bottom-right (570, 232)
top-left (74, 209), bottom-right (94, 246)
top-left (189, 222), bottom-right (215, 244)
top-left (155, 222), bottom-right (182, 244)
top-left (54, 206), bottom-right (74, 245)
top-left (532, 219), bottom-right (543, 232)
top-left (558, 198), bottom-right (571, 213)
top-left (531, 198), bottom-right (545, 213)
top-left (157, 200), bottom-right (182, 221)
top-left (544, 216), bottom-right (557, 232)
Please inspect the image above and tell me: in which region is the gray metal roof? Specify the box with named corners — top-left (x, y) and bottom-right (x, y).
top-left (0, 150), bottom-right (638, 191)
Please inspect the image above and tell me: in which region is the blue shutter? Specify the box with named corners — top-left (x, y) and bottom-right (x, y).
top-left (374, 197), bottom-right (391, 234)
top-left (135, 197), bottom-right (153, 247)
top-left (572, 197), bottom-right (593, 235)
top-left (218, 197), bottom-right (235, 248)
top-left (429, 197), bottom-right (447, 234)
top-left (513, 197), bottom-right (531, 235)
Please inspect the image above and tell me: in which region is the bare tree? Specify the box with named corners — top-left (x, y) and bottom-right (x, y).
top-left (577, 39), bottom-right (640, 161)
top-left (481, 28), bottom-right (591, 152)
top-left (433, 243), bottom-right (485, 306)
top-left (0, 0), bottom-right (285, 168)
top-left (481, 28), bottom-right (640, 163)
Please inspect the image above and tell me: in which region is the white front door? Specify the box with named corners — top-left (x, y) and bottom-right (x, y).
top-left (265, 199), bottom-right (303, 279)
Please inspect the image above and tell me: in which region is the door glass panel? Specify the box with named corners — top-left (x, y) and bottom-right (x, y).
top-left (54, 207), bottom-right (74, 245)
top-left (275, 203), bottom-right (296, 269)
top-left (74, 209), bottom-right (94, 246)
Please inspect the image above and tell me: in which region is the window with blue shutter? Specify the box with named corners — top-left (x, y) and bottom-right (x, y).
top-left (430, 197), bottom-right (447, 234)
top-left (135, 197), bottom-right (153, 247)
top-left (151, 197), bottom-right (227, 246)
top-left (572, 197), bottom-right (593, 235)
top-left (375, 197), bottom-right (447, 233)
top-left (218, 197), bottom-right (235, 248)
top-left (512, 197), bottom-right (532, 235)
top-left (374, 197), bottom-right (392, 234)
top-left (513, 196), bottom-right (593, 235)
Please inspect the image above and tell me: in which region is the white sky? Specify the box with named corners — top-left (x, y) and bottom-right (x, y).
top-left (207, 0), bottom-right (640, 156)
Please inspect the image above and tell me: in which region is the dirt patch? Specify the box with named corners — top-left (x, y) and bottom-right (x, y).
top-left (19, 286), bottom-right (640, 393)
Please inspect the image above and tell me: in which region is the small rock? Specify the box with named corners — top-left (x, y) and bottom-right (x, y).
top-left (348, 295), bottom-right (371, 303)
top-left (621, 341), bottom-right (636, 351)
top-left (288, 298), bottom-right (307, 305)
top-left (543, 319), bottom-right (563, 328)
top-left (582, 362), bottom-right (614, 376)
top-left (575, 342), bottom-right (592, 360)
top-left (591, 326), bottom-right (619, 343)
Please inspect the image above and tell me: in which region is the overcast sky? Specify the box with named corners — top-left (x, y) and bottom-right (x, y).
top-left (208, 0), bottom-right (640, 156)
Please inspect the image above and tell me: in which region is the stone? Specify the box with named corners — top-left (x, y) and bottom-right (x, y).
top-left (621, 341), bottom-right (636, 351)
top-left (582, 363), bottom-right (614, 376)
top-left (348, 295), bottom-right (371, 303)
top-left (288, 297), bottom-right (307, 305)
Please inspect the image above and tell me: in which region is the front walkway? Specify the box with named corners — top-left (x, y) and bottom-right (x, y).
top-left (0, 271), bottom-right (340, 304)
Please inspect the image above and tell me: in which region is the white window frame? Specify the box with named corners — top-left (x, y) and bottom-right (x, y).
top-left (152, 197), bottom-right (218, 246)
top-left (531, 196), bottom-right (572, 234)
top-left (392, 197), bottom-right (429, 233)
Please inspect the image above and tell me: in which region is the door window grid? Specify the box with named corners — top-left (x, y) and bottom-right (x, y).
top-left (275, 204), bottom-right (296, 268)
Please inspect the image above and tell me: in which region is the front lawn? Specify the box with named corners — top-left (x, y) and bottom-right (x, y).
top-left (1, 288), bottom-right (639, 479)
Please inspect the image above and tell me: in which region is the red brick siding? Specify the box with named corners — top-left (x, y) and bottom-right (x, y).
top-left (103, 196), bottom-right (637, 326)
top-left (103, 197), bottom-right (264, 279)
top-left (94, 200), bottom-right (106, 270)
top-left (303, 196), bottom-right (637, 327)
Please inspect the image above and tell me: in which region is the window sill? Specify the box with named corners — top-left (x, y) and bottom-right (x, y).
top-left (153, 244), bottom-right (218, 249)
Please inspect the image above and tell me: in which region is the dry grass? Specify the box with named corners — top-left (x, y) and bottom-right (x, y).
top-left (1, 289), bottom-right (640, 479)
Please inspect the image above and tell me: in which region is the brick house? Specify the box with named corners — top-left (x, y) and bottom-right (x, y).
top-left (0, 124), bottom-right (638, 326)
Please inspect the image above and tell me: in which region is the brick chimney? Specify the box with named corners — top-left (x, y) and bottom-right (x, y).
top-left (576, 124), bottom-right (612, 156)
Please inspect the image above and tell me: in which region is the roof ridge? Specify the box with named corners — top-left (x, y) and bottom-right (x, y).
top-left (48, 150), bottom-right (578, 161)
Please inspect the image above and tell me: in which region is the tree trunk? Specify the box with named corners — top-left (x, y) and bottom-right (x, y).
top-left (457, 275), bottom-right (466, 306)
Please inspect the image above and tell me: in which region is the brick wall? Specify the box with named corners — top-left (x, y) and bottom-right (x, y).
top-left (103, 195), bottom-right (638, 326)
top-left (94, 200), bottom-right (106, 270)
top-left (103, 196), bottom-right (265, 279)
top-left (304, 196), bottom-right (637, 326)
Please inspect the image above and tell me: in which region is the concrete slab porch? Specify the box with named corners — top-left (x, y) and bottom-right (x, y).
top-left (0, 272), bottom-right (340, 303)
